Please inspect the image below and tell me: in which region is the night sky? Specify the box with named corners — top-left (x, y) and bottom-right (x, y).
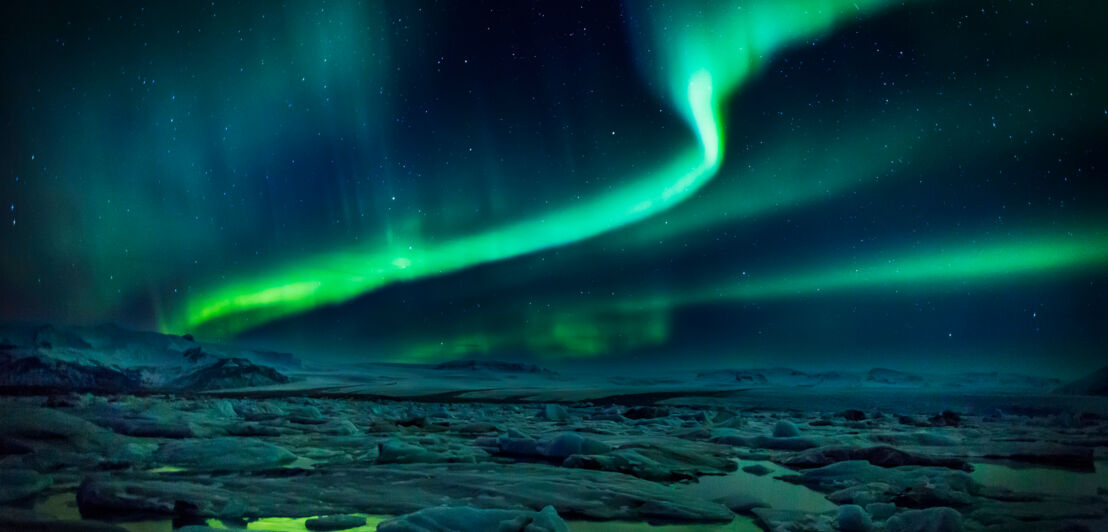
top-left (2, 1), bottom-right (1106, 375)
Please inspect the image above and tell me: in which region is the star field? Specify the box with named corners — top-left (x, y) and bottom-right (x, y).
top-left (2, 0), bottom-right (1106, 375)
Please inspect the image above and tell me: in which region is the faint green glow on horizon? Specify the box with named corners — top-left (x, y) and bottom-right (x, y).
top-left (401, 307), bottom-right (673, 362)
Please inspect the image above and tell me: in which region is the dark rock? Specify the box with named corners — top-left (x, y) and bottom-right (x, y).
top-left (866, 368), bottom-right (924, 385)
top-left (1055, 365), bottom-right (1108, 396)
top-left (894, 484), bottom-right (974, 509)
top-left (0, 469), bottom-right (52, 503)
top-left (451, 422), bottom-right (500, 434)
top-left (170, 357), bottom-right (289, 391)
top-left (377, 439), bottom-right (440, 464)
top-left (0, 436), bottom-right (34, 455)
top-left (742, 464), bottom-right (772, 476)
top-left (772, 420), bottom-right (801, 437)
top-left (885, 507), bottom-right (964, 532)
top-left (781, 446), bottom-right (971, 471)
top-left (431, 359), bottom-right (556, 375)
top-left (45, 394), bottom-right (81, 407)
top-left (396, 416), bottom-right (429, 428)
top-left (779, 460), bottom-right (978, 507)
top-left (711, 434), bottom-right (820, 451)
top-left (866, 502), bottom-right (897, 520)
top-left (540, 404), bottom-right (569, 422)
top-left (305, 514), bottom-right (367, 531)
top-left (539, 432), bottom-right (611, 458)
top-left (154, 437), bottom-right (296, 470)
top-left (182, 346), bottom-right (207, 364)
top-left (752, 508), bottom-right (835, 531)
top-left (74, 464), bottom-right (734, 523)
top-left (291, 417), bottom-right (328, 425)
top-left (898, 415), bottom-right (929, 427)
top-left (97, 416), bottom-right (194, 439)
top-left (929, 411), bottom-right (962, 427)
top-left (624, 406), bottom-right (670, 420)
top-left (564, 439), bottom-right (734, 482)
top-left (981, 443), bottom-right (1094, 470)
top-left (564, 451), bottom-right (691, 482)
top-left (713, 494), bottom-right (769, 514)
top-left (34, 324), bottom-right (92, 350)
top-left (837, 504), bottom-right (873, 532)
top-left (495, 432), bottom-right (610, 460)
top-left (378, 505), bottom-right (568, 532)
top-left (840, 409), bottom-right (867, 421)
top-left (0, 355), bottom-right (141, 391)
top-left (225, 423), bottom-right (286, 437)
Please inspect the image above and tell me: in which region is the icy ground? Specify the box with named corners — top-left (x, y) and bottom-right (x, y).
top-left (1, 324), bottom-right (1107, 531)
top-left (1, 384), bottom-right (1107, 531)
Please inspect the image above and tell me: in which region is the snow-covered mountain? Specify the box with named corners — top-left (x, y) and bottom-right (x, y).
top-left (0, 323), bottom-right (293, 392)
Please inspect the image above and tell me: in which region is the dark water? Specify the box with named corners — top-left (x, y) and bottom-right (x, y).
top-left (663, 389), bottom-right (1108, 417)
top-left (969, 460), bottom-right (1108, 498)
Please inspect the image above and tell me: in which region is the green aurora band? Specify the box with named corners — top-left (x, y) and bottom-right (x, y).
top-left (393, 229), bottom-right (1108, 361)
top-left (624, 231), bottom-right (1108, 309)
top-left (171, 0), bottom-right (862, 335)
top-left (172, 0), bottom-right (1108, 340)
top-left (178, 71), bottom-right (719, 336)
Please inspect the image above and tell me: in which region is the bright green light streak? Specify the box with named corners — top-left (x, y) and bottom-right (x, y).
top-left (203, 515), bottom-right (388, 531)
top-left (622, 232), bottom-right (1108, 310)
top-left (729, 236), bottom-right (1108, 299)
top-left (178, 74), bottom-right (721, 336)
top-left (174, 1), bottom-right (905, 337)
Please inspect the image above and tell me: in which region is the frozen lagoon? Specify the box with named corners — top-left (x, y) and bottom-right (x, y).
top-left (1, 381), bottom-right (1106, 531)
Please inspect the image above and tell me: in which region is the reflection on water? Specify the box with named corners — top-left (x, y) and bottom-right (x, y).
top-left (148, 466), bottom-right (188, 474)
top-left (32, 458), bottom-right (835, 530)
top-left (204, 515), bottom-right (387, 531)
top-left (32, 491), bottom-right (388, 532)
top-left (681, 460), bottom-right (837, 514)
top-left (970, 460), bottom-right (1108, 498)
top-left (31, 492), bottom-right (758, 531)
top-left (666, 390), bottom-right (1108, 418)
top-left (38, 460), bottom-right (1108, 530)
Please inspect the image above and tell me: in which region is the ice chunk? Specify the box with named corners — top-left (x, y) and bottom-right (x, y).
top-left (378, 505), bottom-right (568, 532)
top-left (837, 504), bottom-right (873, 532)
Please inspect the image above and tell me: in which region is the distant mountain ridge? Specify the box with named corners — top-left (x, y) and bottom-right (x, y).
top-left (1055, 365), bottom-right (1108, 396)
top-left (0, 323), bottom-right (293, 392)
top-left (2, 322), bottom-right (1095, 396)
top-left (432, 359), bottom-right (557, 375)
top-left (695, 366), bottom-right (1062, 392)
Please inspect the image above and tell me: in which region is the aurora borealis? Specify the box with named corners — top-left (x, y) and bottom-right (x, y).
top-left (2, 1), bottom-right (1106, 374)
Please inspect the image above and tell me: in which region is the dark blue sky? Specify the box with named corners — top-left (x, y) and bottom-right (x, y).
top-left (2, 1), bottom-right (1106, 376)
